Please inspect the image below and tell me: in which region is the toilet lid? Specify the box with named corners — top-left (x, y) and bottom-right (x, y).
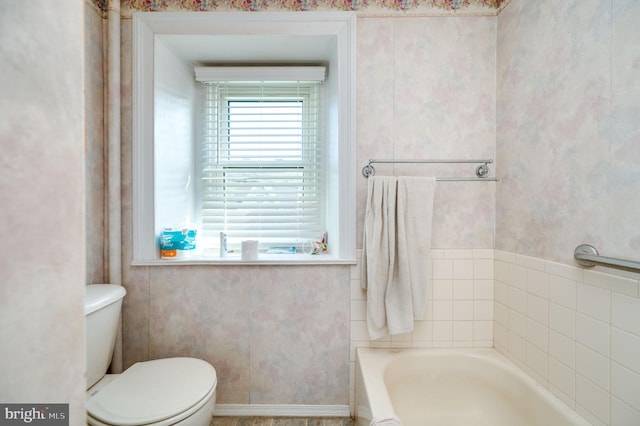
top-left (87, 357), bottom-right (216, 426)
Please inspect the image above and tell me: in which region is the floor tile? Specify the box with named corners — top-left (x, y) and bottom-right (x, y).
top-left (272, 417), bottom-right (308, 426)
top-left (252, 418), bottom-right (274, 426)
top-left (210, 417), bottom-right (239, 426)
top-left (209, 416), bottom-right (355, 426)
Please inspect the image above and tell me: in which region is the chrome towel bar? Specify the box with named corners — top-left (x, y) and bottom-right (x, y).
top-left (362, 158), bottom-right (499, 181)
top-left (574, 244), bottom-right (640, 274)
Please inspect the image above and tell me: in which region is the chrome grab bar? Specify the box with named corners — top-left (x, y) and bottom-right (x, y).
top-left (574, 244), bottom-right (640, 274)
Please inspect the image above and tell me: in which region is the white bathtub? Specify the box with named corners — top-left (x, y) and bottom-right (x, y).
top-left (355, 348), bottom-right (590, 426)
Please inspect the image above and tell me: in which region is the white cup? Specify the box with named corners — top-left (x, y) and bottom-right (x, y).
top-left (241, 240), bottom-right (259, 261)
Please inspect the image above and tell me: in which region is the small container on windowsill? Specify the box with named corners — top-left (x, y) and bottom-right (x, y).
top-left (241, 240), bottom-right (259, 261)
top-left (219, 232), bottom-right (228, 258)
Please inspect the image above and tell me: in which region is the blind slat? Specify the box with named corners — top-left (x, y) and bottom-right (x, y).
top-left (200, 78), bottom-right (325, 242)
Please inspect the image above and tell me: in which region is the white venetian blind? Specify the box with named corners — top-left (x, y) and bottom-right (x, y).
top-left (195, 67), bottom-right (326, 246)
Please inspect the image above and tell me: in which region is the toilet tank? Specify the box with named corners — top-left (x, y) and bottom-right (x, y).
top-left (85, 284), bottom-right (126, 389)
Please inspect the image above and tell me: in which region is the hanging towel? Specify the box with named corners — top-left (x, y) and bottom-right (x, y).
top-left (361, 176), bottom-right (435, 340)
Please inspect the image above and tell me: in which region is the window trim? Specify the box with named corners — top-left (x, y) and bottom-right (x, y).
top-left (131, 12), bottom-right (357, 265)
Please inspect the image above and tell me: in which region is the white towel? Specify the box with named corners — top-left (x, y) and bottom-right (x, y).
top-left (370, 417), bottom-right (402, 426)
top-left (361, 176), bottom-right (435, 340)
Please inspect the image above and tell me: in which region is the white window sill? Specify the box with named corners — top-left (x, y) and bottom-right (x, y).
top-left (131, 253), bottom-right (356, 266)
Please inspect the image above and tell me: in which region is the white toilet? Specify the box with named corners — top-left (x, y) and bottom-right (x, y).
top-left (85, 284), bottom-right (217, 426)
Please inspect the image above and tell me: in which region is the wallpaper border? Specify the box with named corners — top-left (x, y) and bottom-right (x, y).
top-left (93, 0), bottom-right (510, 16)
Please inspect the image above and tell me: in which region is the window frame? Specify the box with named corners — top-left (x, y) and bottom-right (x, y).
top-left (131, 12), bottom-right (357, 265)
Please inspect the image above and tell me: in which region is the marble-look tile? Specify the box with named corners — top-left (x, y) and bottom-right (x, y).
top-left (149, 266), bottom-right (253, 403)
top-left (272, 418), bottom-right (307, 426)
top-left (120, 259), bottom-right (151, 366)
top-left (356, 17), bottom-right (497, 250)
top-left (210, 417), bottom-right (239, 426)
top-left (610, 0), bottom-right (640, 256)
top-left (108, 2), bottom-right (640, 417)
top-left (235, 418), bottom-right (256, 426)
top-left (119, 10), bottom-right (499, 408)
top-left (250, 266), bottom-right (350, 404)
top-left (209, 418), bottom-right (355, 426)
top-left (252, 419), bottom-right (274, 426)
top-left (496, 0), bottom-right (627, 265)
top-left (393, 17), bottom-right (496, 158)
top-left (356, 18), bottom-right (395, 244)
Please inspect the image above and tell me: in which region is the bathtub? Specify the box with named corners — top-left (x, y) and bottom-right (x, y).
top-left (355, 348), bottom-right (590, 426)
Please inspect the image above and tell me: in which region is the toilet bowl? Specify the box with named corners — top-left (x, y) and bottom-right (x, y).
top-left (85, 285), bottom-right (217, 426)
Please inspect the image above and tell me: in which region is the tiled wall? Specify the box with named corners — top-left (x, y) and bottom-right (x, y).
top-left (119, 16), bottom-right (351, 406)
top-left (494, 2), bottom-right (640, 423)
top-left (351, 249), bottom-right (495, 348)
top-left (356, 15), bottom-right (497, 249)
top-left (86, 0), bottom-right (640, 418)
top-left (351, 247), bottom-right (640, 424)
top-left (117, 12), bottom-right (497, 407)
top-left (349, 249), bottom-right (495, 411)
top-left (350, 14), bottom-right (496, 413)
top-left (494, 250), bottom-right (640, 425)
top-left (496, 0), bottom-right (640, 265)
top-left (142, 265), bottom-right (351, 406)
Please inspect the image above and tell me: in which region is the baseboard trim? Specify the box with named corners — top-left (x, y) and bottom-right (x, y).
top-left (214, 404), bottom-right (350, 418)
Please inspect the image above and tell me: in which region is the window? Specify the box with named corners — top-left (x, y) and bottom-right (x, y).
top-left (196, 68), bottom-right (326, 250)
top-left (132, 12), bottom-right (356, 264)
